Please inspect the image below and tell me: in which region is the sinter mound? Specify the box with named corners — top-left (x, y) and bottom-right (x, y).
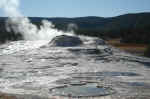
top-left (49, 35), bottom-right (83, 47)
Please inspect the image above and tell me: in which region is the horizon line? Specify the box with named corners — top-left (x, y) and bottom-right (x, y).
top-left (0, 12), bottom-right (150, 18)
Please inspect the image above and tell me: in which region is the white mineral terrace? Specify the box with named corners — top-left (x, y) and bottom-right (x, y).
top-left (0, 36), bottom-right (150, 99)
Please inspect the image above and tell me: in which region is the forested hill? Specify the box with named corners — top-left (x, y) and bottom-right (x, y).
top-left (0, 12), bottom-right (150, 43)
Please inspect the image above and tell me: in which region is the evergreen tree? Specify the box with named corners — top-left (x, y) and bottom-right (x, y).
top-left (144, 45), bottom-right (150, 57)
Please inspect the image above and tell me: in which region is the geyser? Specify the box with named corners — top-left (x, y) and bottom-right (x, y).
top-left (0, 0), bottom-right (73, 42)
top-left (49, 35), bottom-right (83, 47)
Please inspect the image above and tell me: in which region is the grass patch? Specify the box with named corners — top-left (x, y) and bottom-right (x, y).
top-left (106, 39), bottom-right (148, 56)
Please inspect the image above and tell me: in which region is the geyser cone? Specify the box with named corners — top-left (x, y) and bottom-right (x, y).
top-left (49, 35), bottom-right (83, 47)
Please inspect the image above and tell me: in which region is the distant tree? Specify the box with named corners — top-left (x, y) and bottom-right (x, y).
top-left (144, 45), bottom-right (150, 57)
top-left (1, 13), bottom-right (150, 44)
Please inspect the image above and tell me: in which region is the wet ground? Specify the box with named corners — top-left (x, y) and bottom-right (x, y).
top-left (0, 36), bottom-right (150, 99)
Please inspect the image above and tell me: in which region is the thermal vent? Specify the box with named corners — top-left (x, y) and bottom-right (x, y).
top-left (49, 35), bottom-right (83, 47)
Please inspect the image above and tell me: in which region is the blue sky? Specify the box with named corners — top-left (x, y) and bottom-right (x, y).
top-left (1, 0), bottom-right (150, 17)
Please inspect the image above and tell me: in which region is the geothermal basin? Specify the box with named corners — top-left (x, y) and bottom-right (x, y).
top-left (0, 35), bottom-right (150, 99)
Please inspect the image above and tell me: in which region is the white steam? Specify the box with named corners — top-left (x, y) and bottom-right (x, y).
top-left (67, 23), bottom-right (78, 32)
top-left (0, 0), bottom-right (73, 41)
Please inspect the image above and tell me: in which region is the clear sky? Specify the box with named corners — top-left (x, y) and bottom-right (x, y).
top-left (1, 0), bottom-right (150, 17)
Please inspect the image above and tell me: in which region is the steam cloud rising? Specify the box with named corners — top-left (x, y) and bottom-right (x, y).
top-left (0, 0), bottom-right (73, 41)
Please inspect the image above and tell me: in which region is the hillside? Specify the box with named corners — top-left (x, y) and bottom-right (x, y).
top-left (0, 12), bottom-right (150, 43)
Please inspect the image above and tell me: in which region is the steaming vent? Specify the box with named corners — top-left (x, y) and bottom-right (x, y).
top-left (49, 35), bottom-right (83, 47)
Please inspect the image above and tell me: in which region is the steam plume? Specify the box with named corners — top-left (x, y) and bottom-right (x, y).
top-left (0, 0), bottom-right (71, 41)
